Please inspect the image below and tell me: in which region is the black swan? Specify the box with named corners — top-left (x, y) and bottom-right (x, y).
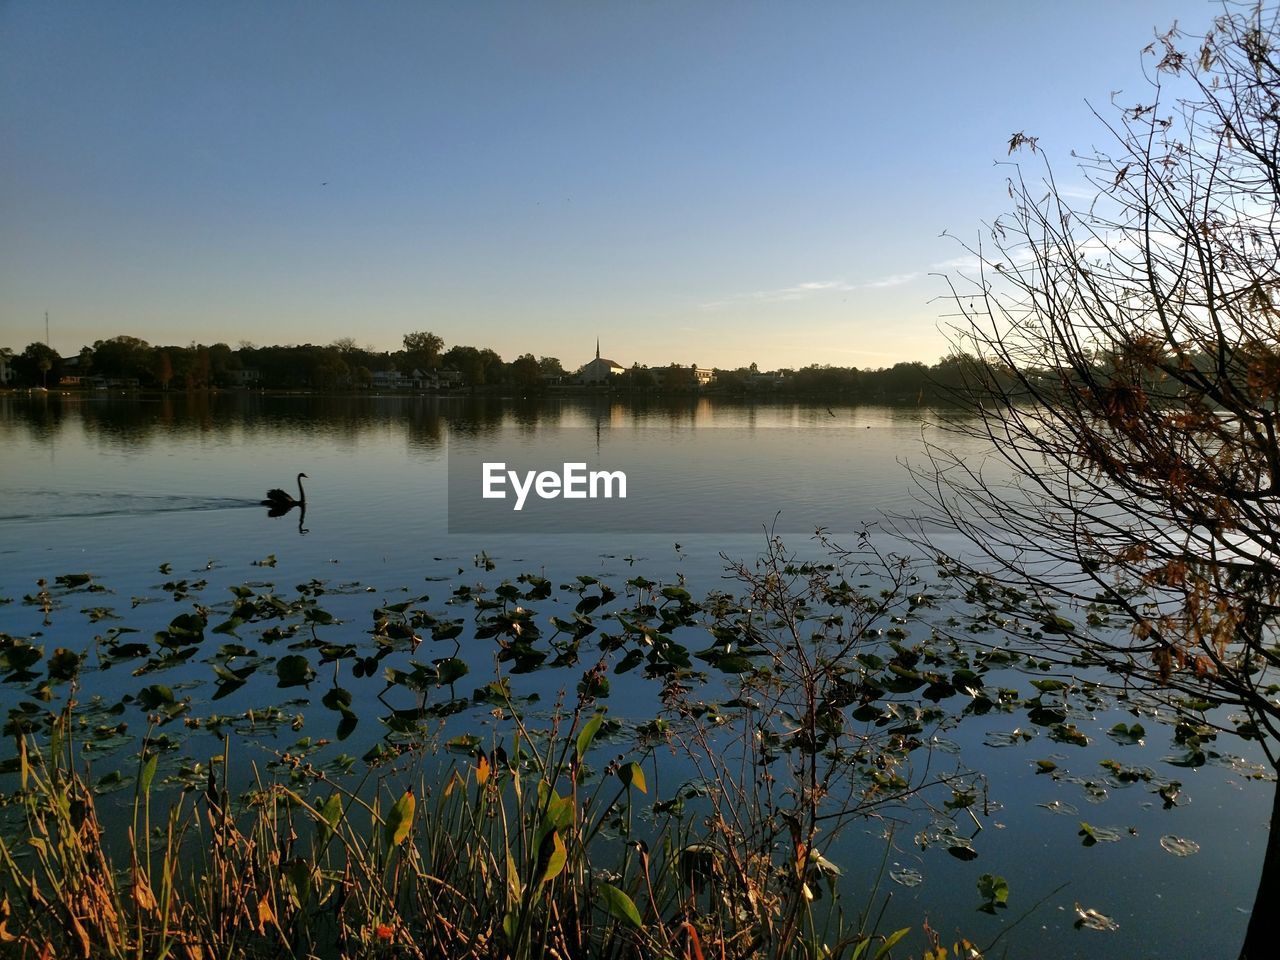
top-left (262, 473), bottom-right (307, 509)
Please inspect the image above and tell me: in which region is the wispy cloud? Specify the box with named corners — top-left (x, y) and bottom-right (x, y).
top-left (1058, 183), bottom-right (1099, 201)
top-left (701, 279), bottom-right (848, 310)
top-left (863, 271), bottom-right (921, 288)
top-left (701, 272), bottom-right (926, 310)
top-left (753, 279), bottom-right (854, 301)
top-left (930, 255), bottom-right (982, 272)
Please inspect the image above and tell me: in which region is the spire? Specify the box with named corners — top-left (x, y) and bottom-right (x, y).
top-left (595, 337), bottom-right (600, 360)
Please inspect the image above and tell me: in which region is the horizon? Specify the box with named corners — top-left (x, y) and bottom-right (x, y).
top-left (2, 327), bottom-right (963, 376)
top-left (1, 0), bottom-right (1218, 369)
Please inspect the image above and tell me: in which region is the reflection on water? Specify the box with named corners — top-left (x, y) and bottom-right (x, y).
top-left (0, 391), bottom-right (955, 547)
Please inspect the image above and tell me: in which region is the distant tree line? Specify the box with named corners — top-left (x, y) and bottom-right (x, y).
top-left (707, 354), bottom-right (987, 401)
top-left (2, 331), bottom-right (1001, 401)
top-left (0, 333), bottom-right (565, 393)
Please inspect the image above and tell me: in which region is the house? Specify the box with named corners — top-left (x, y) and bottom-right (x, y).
top-left (371, 369), bottom-right (413, 390)
top-left (579, 339), bottom-right (624, 384)
top-left (0, 354), bottom-right (13, 385)
top-left (227, 369), bottom-right (261, 387)
top-left (57, 353), bottom-right (85, 386)
top-left (652, 364), bottom-right (715, 389)
top-left (431, 368), bottom-right (465, 390)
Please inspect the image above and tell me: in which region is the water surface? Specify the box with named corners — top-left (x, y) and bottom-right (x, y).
top-left (0, 392), bottom-right (1268, 959)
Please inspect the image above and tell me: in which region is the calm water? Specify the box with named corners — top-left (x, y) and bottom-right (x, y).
top-left (0, 392), bottom-right (1269, 958)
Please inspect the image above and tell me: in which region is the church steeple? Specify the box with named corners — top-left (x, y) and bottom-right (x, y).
top-left (595, 337), bottom-right (600, 360)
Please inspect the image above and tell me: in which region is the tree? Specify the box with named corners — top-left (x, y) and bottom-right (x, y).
top-left (509, 353), bottom-right (541, 391)
top-left (625, 362), bottom-right (655, 389)
top-left (17, 342), bottom-right (60, 388)
top-left (207, 342), bottom-right (234, 385)
top-left (442, 345), bottom-right (484, 387)
top-left (90, 335), bottom-right (152, 381)
top-left (916, 9), bottom-right (1280, 957)
top-left (538, 356), bottom-right (566, 378)
top-left (477, 348), bottom-right (505, 385)
top-left (155, 351), bottom-right (174, 390)
top-left (306, 346), bottom-right (349, 389)
top-left (661, 362), bottom-right (694, 391)
top-left (403, 330), bottom-right (444, 369)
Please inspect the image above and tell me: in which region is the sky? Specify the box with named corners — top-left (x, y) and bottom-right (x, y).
top-left (0, 0), bottom-right (1222, 371)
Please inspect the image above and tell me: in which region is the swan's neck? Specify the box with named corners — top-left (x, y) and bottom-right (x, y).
top-left (297, 476), bottom-right (307, 503)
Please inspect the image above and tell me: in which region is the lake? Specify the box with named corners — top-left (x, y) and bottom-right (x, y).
top-left (0, 391), bottom-right (1269, 958)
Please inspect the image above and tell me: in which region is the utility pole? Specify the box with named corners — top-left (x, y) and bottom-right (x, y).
top-left (45, 311), bottom-right (49, 346)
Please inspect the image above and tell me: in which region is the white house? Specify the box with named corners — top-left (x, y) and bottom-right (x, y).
top-left (418, 367), bottom-right (465, 390)
top-left (371, 369), bottom-right (413, 390)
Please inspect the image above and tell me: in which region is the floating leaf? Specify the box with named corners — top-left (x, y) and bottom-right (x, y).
top-left (46, 648), bottom-right (82, 682)
top-left (1030, 678), bottom-right (1067, 692)
top-left (889, 866), bottom-right (923, 887)
top-left (1050, 723), bottom-right (1089, 747)
top-left (946, 840), bottom-right (978, 861)
top-left (1074, 903), bottom-right (1119, 932)
top-left (440, 734), bottom-right (479, 756)
top-left (1078, 822), bottom-right (1121, 847)
top-left (321, 686), bottom-right (353, 714)
top-left (276, 655), bottom-right (315, 688)
top-left (136, 685), bottom-right (175, 710)
top-left (984, 728), bottom-right (1035, 748)
top-left (304, 607), bottom-right (335, 625)
top-left (434, 657), bottom-right (469, 686)
top-left (1026, 704), bottom-right (1067, 726)
top-left (1159, 835), bottom-right (1200, 857)
top-left (977, 872), bottom-right (1009, 912)
top-left (155, 612), bottom-right (206, 647)
top-left (1108, 722), bottom-right (1146, 745)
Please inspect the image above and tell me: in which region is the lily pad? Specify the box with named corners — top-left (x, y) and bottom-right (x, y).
top-left (1074, 904), bottom-right (1119, 932)
top-left (276, 655), bottom-right (316, 688)
top-left (1159, 835), bottom-right (1200, 857)
top-left (890, 866), bottom-right (923, 887)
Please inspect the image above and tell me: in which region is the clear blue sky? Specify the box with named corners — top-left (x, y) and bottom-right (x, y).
top-left (0, 0), bottom-right (1216, 370)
